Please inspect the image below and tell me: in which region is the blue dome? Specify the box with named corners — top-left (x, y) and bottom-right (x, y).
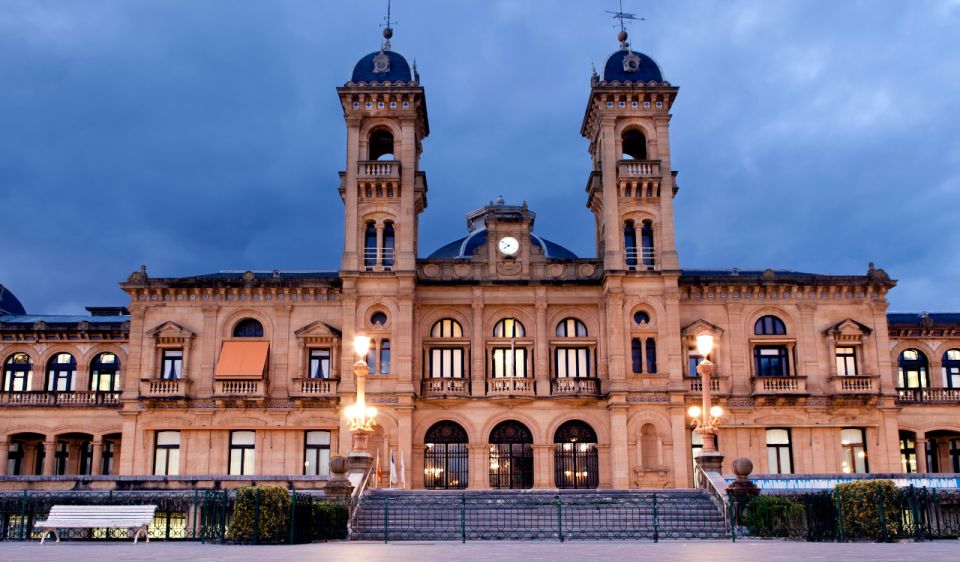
top-left (602, 49), bottom-right (663, 83)
top-left (351, 50), bottom-right (413, 83)
top-left (0, 283), bottom-right (26, 315)
top-left (427, 229), bottom-right (577, 260)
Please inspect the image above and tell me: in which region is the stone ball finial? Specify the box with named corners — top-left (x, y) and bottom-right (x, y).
top-left (732, 457), bottom-right (754, 480)
top-left (383, 27), bottom-right (393, 40)
top-left (618, 30), bottom-right (628, 44)
top-left (330, 455), bottom-right (349, 476)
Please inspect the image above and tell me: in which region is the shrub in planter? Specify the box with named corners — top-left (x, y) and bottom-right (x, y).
top-left (742, 495), bottom-right (805, 537)
top-left (227, 485), bottom-right (292, 543)
top-left (311, 501), bottom-right (349, 540)
top-left (834, 480), bottom-right (900, 541)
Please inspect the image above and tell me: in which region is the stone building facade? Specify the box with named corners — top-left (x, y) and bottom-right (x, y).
top-left (2, 29), bottom-right (959, 491)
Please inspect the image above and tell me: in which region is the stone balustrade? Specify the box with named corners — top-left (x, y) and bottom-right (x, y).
top-left (486, 377), bottom-right (536, 398)
top-left (290, 378), bottom-right (338, 398)
top-left (751, 376), bottom-right (808, 396)
top-left (139, 378), bottom-right (189, 399)
top-left (421, 377), bottom-right (470, 398)
top-left (617, 160), bottom-right (661, 177)
top-left (829, 375), bottom-right (879, 395)
top-left (214, 380), bottom-right (264, 398)
top-left (0, 391), bottom-right (120, 406)
top-left (897, 387), bottom-right (960, 403)
top-left (357, 160), bottom-right (401, 180)
top-left (686, 376), bottom-right (725, 395)
top-left (551, 377), bottom-right (600, 396)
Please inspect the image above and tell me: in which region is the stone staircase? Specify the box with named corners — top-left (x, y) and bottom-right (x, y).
top-left (350, 489), bottom-right (729, 541)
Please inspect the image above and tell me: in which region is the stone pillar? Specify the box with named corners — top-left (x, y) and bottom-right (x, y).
top-left (468, 444), bottom-right (489, 489)
top-left (42, 441), bottom-right (56, 476)
top-left (609, 405), bottom-right (629, 488)
top-left (91, 441), bottom-right (104, 475)
top-left (534, 297), bottom-right (550, 397)
top-left (470, 296), bottom-right (486, 397)
top-left (397, 405), bottom-right (413, 489)
top-left (533, 444), bottom-right (553, 489)
top-left (0, 441), bottom-right (8, 476)
top-left (916, 433), bottom-right (928, 473)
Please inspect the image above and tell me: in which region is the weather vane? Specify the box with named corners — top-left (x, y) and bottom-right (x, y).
top-left (380, 0), bottom-right (397, 50)
top-left (606, 0), bottom-right (645, 48)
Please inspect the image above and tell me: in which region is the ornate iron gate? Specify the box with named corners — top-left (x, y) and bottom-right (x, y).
top-left (489, 420), bottom-right (534, 489)
top-left (424, 421), bottom-right (469, 489)
top-left (554, 420), bottom-right (599, 489)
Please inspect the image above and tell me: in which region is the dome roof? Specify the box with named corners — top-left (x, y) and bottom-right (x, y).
top-left (350, 49), bottom-right (413, 83)
top-left (0, 283), bottom-right (26, 316)
top-left (602, 49), bottom-right (663, 83)
top-left (427, 229), bottom-right (577, 260)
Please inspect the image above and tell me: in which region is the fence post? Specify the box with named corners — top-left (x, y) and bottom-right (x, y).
top-left (192, 490), bottom-right (199, 540)
top-left (289, 490), bottom-right (297, 545)
top-left (556, 495), bottom-right (563, 543)
top-left (652, 493), bottom-right (659, 543)
top-left (220, 490), bottom-right (228, 540)
top-left (877, 487), bottom-right (888, 543)
top-left (909, 486), bottom-right (922, 541)
top-left (18, 490), bottom-right (27, 541)
top-left (461, 493), bottom-right (466, 543)
top-left (728, 494), bottom-right (736, 543)
top-left (253, 487), bottom-right (261, 545)
top-left (383, 494), bottom-right (389, 543)
top-left (834, 489), bottom-right (845, 542)
top-left (200, 491), bottom-right (208, 544)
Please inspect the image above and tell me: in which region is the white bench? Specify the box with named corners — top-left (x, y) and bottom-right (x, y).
top-left (36, 505), bottom-right (158, 544)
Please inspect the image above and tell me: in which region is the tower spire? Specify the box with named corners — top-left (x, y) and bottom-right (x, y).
top-left (380, 0), bottom-right (397, 50)
top-left (606, 0), bottom-right (645, 49)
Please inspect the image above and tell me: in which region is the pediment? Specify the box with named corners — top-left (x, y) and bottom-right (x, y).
top-left (146, 321), bottom-right (195, 340)
top-left (295, 321), bottom-right (342, 342)
top-left (681, 319), bottom-right (724, 337)
top-left (823, 318), bottom-right (873, 337)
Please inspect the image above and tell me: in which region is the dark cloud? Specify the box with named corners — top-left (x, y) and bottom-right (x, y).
top-left (1, 0), bottom-right (957, 314)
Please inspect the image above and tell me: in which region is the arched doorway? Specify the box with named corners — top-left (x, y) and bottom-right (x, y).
top-left (489, 420), bottom-right (533, 489)
top-left (424, 421), bottom-right (468, 489)
top-left (554, 420), bottom-right (599, 489)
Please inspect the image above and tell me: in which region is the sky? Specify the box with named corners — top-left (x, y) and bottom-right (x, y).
top-left (1, 0), bottom-right (959, 315)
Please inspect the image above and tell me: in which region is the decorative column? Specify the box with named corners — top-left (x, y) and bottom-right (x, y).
top-left (609, 405), bottom-right (629, 488)
top-left (533, 444), bottom-right (553, 489)
top-left (42, 441), bottom-right (56, 476)
top-left (90, 441), bottom-right (104, 476)
top-left (916, 433), bottom-right (928, 473)
top-left (0, 441), bottom-right (8, 476)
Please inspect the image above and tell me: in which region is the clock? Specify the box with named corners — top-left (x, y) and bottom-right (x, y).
top-left (497, 236), bottom-right (520, 256)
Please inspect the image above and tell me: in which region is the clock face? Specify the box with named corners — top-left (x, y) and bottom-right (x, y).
top-left (498, 236), bottom-right (520, 256)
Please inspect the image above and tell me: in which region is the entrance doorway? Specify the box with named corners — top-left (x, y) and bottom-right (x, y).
top-left (489, 420), bottom-right (533, 489)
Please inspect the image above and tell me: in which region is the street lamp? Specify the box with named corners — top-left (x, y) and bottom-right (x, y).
top-left (346, 334), bottom-right (377, 455)
top-left (688, 334), bottom-right (722, 455)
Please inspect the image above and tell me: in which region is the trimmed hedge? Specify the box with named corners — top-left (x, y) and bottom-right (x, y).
top-left (311, 501), bottom-right (349, 540)
top-left (742, 495), bottom-right (805, 538)
top-left (227, 486), bottom-right (291, 543)
top-left (835, 480), bottom-right (900, 541)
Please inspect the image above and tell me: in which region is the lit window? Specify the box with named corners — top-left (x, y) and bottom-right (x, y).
top-left (840, 428), bottom-right (868, 474)
top-left (304, 431), bottom-right (331, 476)
top-left (3, 353), bottom-right (33, 392)
top-left (493, 318), bottom-right (526, 338)
top-left (90, 352), bottom-right (121, 393)
top-left (154, 431), bottom-right (180, 476)
top-left (431, 319), bottom-right (463, 338)
top-left (899, 431), bottom-right (917, 473)
top-left (765, 429), bottom-right (793, 474)
top-left (229, 431), bottom-right (256, 475)
top-left (46, 353), bottom-right (76, 392)
top-left (898, 349), bottom-right (928, 389)
top-left (556, 318), bottom-right (588, 338)
top-left (430, 348), bottom-right (464, 378)
top-left (555, 348), bottom-right (590, 378)
top-left (943, 349), bottom-right (960, 389)
top-left (492, 348), bottom-right (527, 378)
top-left (835, 347), bottom-right (858, 376)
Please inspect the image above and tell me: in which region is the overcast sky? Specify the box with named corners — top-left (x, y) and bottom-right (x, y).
top-left (1, 0), bottom-right (958, 315)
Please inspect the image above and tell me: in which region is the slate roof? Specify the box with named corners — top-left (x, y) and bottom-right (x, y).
top-left (0, 283), bottom-right (26, 315)
top-left (351, 50), bottom-right (413, 83)
top-left (426, 230), bottom-right (577, 260)
top-left (602, 49), bottom-right (664, 83)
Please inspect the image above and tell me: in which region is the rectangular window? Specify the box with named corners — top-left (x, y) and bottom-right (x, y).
top-left (309, 349), bottom-right (331, 379)
top-left (631, 338), bottom-right (643, 374)
top-left (430, 348), bottom-right (464, 378)
top-left (229, 430), bottom-right (255, 476)
top-left (304, 430), bottom-right (331, 476)
top-left (102, 441), bottom-right (115, 475)
top-left (688, 348), bottom-right (704, 377)
top-left (755, 346), bottom-right (789, 377)
top-left (366, 345), bottom-right (377, 375)
top-left (154, 431), bottom-right (180, 476)
top-left (3, 369), bottom-right (32, 392)
top-left (765, 429), bottom-right (793, 474)
top-left (841, 428), bottom-right (868, 474)
top-left (900, 433), bottom-right (917, 473)
top-left (492, 348), bottom-right (528, 378)
top-left (7, 442), bottom-right (23, 476)
top-left (555, 348), bottom-right (590, 378)
top-left (379, 339), bottom-right (391, 374)
top-left (161, 350), bottom-right (183, 380)
top-left (835, 347), bottom-right (858, 376)
top-left (79, 441), bottom-right (93, 475)
top-left (54, 441), bottom-right (69, 476)
top-left (645, 339), bottom-right (657, 373)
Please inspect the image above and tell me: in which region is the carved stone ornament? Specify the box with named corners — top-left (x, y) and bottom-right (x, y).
top-left (242, 270), bottom-right (256, 282)
top-left (127, 264), bottom-right (148, 283)
top-left (622, 51), bottom-right (641, 73)
top-left (372, 50), bottom-right (390, 74)
top-left (761, 269), bottom-right (776, 281)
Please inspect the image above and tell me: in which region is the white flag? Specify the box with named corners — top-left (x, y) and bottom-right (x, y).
top-left (399, 448), bottom-right (406, 487)
top-left (389, 449), bottom-right (398, 485)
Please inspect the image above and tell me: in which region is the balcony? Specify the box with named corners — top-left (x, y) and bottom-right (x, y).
top-left (685, 376), bottom-right (728, 395)
top-left (486, 377), bottom-right (536, 398)
top-left (421, 378), bottom-right (470, 398)
top-left (617, 160), bottom-right (661, 178)
top-left (626, 247), bottom-right (657, 271)
top-left (357, 160), bottom-right (400, 181)
top-left (896, 387), bottom-right (960, 403)
top-left (214, 379), bottom-right (265, 399)
top-left (139, 378), bottom-right (190, 399)
top-left (829, 375), bottom-right (879, 396)
top-left (0, 391), bottom-right (120, 407)
top-left (290, 378), bottom-right (339, 398)
top-left (751, 376), bottom-right (808, 396)
top-left (551, 377), bottom-right (600, 397)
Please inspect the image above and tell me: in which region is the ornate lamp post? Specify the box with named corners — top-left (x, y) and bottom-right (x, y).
top-left (346, 335), bottom-right (377, 456)
top-left (689, 335), bottom-right (723, 464)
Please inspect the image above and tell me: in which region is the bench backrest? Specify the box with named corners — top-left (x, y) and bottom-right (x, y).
top-left (44, 505), bottom-right (158, 526)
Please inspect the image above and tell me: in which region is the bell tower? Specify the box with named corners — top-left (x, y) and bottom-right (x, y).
top-left (581, 28), bottom-right (679, 273)
top-left (338, 24), bottom-right (429, 274)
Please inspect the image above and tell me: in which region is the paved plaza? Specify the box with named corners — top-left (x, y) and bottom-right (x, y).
top-left (1, 540), bottom-right (959, 562)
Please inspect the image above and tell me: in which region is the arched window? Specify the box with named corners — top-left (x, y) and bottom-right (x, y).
top-left (621, 129), bottom-right (647, 160)
top-left (493, 318), bottom-right (525, 338)
top-left (424, 421), bottom-right (468, 489)
top-left (382, 222), bottom-right (395, 268)
top-left (431, 319), bottom-right (463, 338)
top-left (233, 318), bottom-right (264, 338)
top-left (556, 318), bottom-right (587, 337)
top-left (363, 222), bottom-right (377, 269)
top-left (90, 352), bottom-right (121, 394)
top-left (898, 349), bottom-right (929, 389)
top-left (428, 319), bottom-right (465, 380)
top-left (631, 338), bottom-right (643, 374)
top-left (645, 339), bottom-right (658, 373)
top-left (554, 420), bottom-right (599, 489)
top-left (489, 420), bottom-right (534, 489)
top-left (3, 353), bottom-right (32, 392)
top-left (943, 349), bottom-right (960, 389)
top-left (370, 311), bottom-right (388, 326)
top-left (368, 128), bottom-right (395, 161)
top-left (624, 220), bottom-right (638, 270)
top-left (640, 220), bottom-right (655, 269)
top-left (754, 315), bottom-right (787, 335)
top-left (46, 353), bottom-right (77, 392)
top-left (633, 311), bottom-right (650, 325)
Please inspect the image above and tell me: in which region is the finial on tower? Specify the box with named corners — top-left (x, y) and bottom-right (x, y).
top-left (380, 0), bottom-right (397, 50)
top-left (606, 0), bottom-right (645, 49)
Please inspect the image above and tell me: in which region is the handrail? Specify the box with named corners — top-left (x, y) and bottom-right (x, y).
top-left (348, 460), bottom-right (377, 538)
top-left (694, 462), bottom-right (732, 532)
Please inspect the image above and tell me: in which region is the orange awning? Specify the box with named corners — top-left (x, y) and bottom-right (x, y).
top-left (214, 341), bottom-right (269, 379)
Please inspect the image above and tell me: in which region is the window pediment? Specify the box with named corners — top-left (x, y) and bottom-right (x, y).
top-left (823, 318), bottom-right (872, 343)
top-left (681, 319), bottom-right (724, 337)
top-left (146, 321), bottom-right (195, 345)
top-left (295, 321), bottom-right (342, 345)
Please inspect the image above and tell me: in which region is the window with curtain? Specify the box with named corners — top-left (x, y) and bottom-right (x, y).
top-left (3, 353), bottom-right (32, 392)
top-left (492, 348), bottom-right (527, 378)
top-left (309, 349), bottom-right (331, 379)
top-left (765, 429), bottom-right (793, 474)
top-left (304, 431), bottom-right (331, 476)
top-left (835, 346), bottom-right (858, 376)
top-left (229, 431), bottom-right (256, 475)
top-left (841, 428), bottom-right (868, 474)
top-left (154, 431), bottom-right (180, 476)
top-left (161, 349), bottom-right (183, 379)
top-left (898, 349), bottom-right (929, 389)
